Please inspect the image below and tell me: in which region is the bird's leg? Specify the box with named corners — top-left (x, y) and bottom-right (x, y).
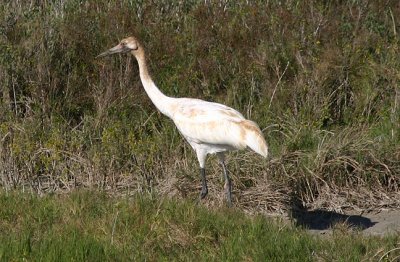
top-left (200, 168), bottom-right (208, 199)
top-left (221, 161), bottom-right (232, 206)
top-left (196, 149), bottom-right (208, 200)
top-left (217, 153), bottom-right (232, 206)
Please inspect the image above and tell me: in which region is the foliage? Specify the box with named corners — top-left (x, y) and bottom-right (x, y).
top-left (0, 0), bottom-right (399, 211)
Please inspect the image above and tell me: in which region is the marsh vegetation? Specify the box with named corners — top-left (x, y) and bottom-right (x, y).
top-left (0, 0), bottom-right (399, 259)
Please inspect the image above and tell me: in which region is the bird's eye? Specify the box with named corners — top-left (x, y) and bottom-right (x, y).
top-left (121, 42), bottom-right (126, 46)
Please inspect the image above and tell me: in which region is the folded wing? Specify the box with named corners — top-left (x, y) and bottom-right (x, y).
top-left (170, 99), bottom-right (268, 157)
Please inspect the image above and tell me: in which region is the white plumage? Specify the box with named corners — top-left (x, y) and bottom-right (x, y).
top-left (98, 36), bottom-right (268, 206)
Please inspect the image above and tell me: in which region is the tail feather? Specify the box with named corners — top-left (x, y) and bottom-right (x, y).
top-left (242, 120), bottom-right (268, 158)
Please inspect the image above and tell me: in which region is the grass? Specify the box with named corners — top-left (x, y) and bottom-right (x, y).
top-left (1, 2), bottom-right (399, 259)
top-left (0, 0), bottom-right (399, 214)
top-left (0, 190), bottom-right (398, 261)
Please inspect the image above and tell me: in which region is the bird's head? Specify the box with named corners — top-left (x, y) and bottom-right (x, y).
top-left (97, 36), bottom-right (141, 58)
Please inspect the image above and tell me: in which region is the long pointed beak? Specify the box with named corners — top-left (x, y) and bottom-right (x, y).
top-left (96, 44), bottom-right (127, 58)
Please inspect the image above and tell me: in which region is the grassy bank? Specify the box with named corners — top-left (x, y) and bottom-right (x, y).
top-left (0, 190), bottom-right (398, 261)
top-left (0, 0), bottom-right (399, 212)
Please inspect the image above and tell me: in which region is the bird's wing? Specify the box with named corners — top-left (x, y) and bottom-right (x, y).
top-left (170, 98), bottom-right (248, 148)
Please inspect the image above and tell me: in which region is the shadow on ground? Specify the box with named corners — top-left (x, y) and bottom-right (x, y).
top-left (291, 209), bottom-right (377, 230)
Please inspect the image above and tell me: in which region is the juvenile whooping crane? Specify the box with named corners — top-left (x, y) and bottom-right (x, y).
top-left (97, 36), bottom-right (268, 206)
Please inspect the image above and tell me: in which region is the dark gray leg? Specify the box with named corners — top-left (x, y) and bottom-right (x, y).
top-left (221, 161), bottom-right (232, 206)
top-left (200, 168), bottom-right (208, 199)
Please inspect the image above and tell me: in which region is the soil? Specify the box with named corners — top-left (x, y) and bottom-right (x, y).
top-left (289, 209), bottom-right (400, 236)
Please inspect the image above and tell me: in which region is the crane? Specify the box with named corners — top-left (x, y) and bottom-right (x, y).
top-left (97, 36), bottom-right (268, 206)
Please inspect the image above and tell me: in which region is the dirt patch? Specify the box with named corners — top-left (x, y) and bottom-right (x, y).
top-left (290, 209), bottom-right (400, 236)
top-left (361, 210), bottom-right (400, 236)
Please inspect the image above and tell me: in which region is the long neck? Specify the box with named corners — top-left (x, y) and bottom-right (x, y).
top-left (134, 49), bottom-right (174, 117)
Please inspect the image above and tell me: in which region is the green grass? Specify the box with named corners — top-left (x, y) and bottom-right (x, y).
top-left (0, 190), bottom-right (398, 261)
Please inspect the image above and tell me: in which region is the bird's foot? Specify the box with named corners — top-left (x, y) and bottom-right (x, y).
top-left (200, 185), bottom-right (208, 200)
